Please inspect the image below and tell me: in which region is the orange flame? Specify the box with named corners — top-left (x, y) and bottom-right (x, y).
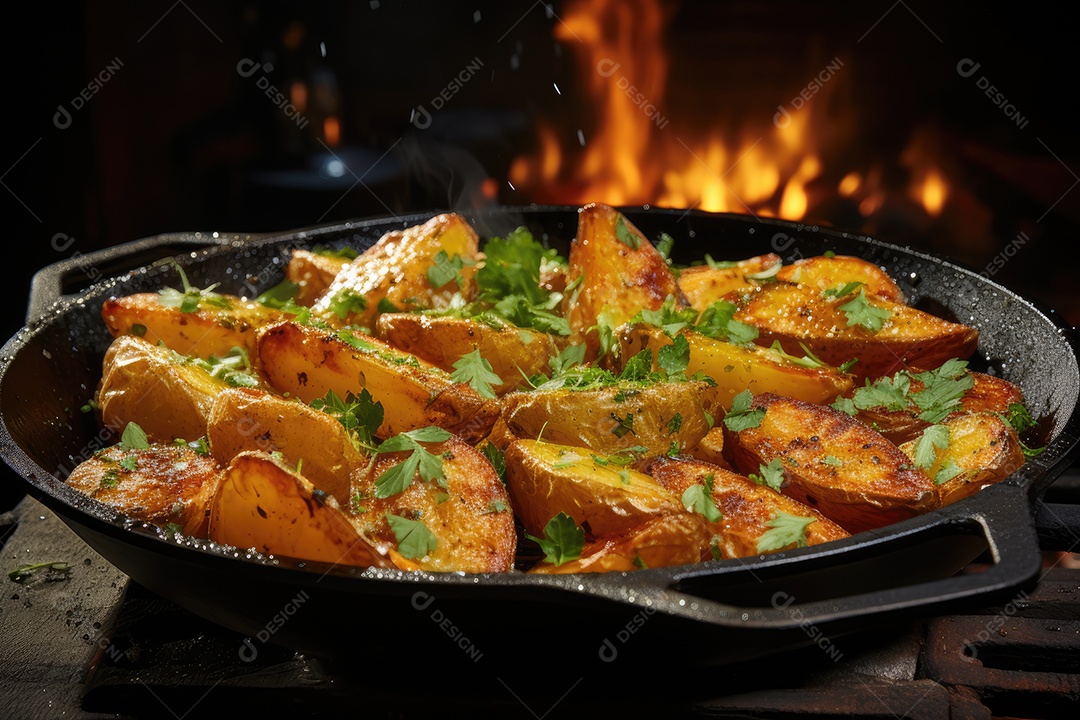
top-left (509, 0), bottom-right (951, 225)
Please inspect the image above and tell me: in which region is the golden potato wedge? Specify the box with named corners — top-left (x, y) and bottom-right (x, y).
top-left (776, 255), bottom-right (905, 303)
top-left (685, 426), bottom-right (733, 469)
top-left (650, 457), bottom-right (850, 558)
top-left (66, 440), bottom-right (221, 537)
top-left (349, 435), bottom-right (516, 573)
top-left (206, 387), bottom-right (366, 506)
top-left (899, 413), bottom-right (1024, 506)
top-left (310, 213), bottom-right (481, 329)
top-left (102, 291), bottom-right (285, 359)
top-left (375, 313), bottom-right (563, 395)
top-left (563, 202), bottom-right (684, 358)
top-left (497, 379), bottom-right (723, 464)
top-left (725, 392), bottom-right (938, 533)
top-left (504, 439), bottom-right (684, 538)
top-left (97, 335), bottom-right (254, 444)
top-left (286, 248), bottom-right (354, 306)
top-left (733, 283), bottom-right (979, 381)
top-left (256, 320), bottom-right (500, 443)
top-left (617, 324), bottom-right (853, 410)
top-left (208, 451), bottom-right (392, 568)
top-left (528, 512), bottom-right (711, 573)
top-left (676, 253), bottom-right (782, 312)
top-left (852, 370), bottom-right (1025, 444)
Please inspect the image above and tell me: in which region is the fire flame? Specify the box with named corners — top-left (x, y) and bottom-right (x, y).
top-left (508, 0), bottom-right (950, 224)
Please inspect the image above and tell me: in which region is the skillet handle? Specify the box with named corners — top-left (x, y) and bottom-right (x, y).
top-left (580, 483), bottom-right (1041, 637)
top-left (27, 232), bottom-right (244, 325)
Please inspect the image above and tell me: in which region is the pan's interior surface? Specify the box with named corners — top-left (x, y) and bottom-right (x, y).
top-left (2, 206), bottom-right (1079, 666)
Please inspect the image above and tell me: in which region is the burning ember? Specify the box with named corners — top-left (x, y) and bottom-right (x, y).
top-left (508, 0), bottom-right (951, 226)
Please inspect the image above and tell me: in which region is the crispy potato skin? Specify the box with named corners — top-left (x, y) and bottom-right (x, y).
top-left (685, 427), bottom-right (733, 469)
top-left (497, 380), bottom-right (723, 464)
top-left (676, 254), bottom-right (781, 312)
top-left (733, 284), bottom-right (978, 381)
top-left (102, 293), bottom-right (284, 359)
top-left (375, 313), bottom-right (563, 395)
top-left (528, 512), bottom-right (712, 573)
top-left (208, 451), bottom-right (392, 568)
top-left (775, 255), bottom-right (905, 303)
top-left (256, 320), bottom-right (499, 443)
top-left (350, 436), bottom-right (516, 573)
top-left (725, 393), bottom-right (938, 534)
top-left (206, 387), bottom-right (364, 506)
top-left (311, 213), bottom-right (481, 329)
top-left (286, 249), bottom-right (352, 306)
top-left (854, 371), bottom-right (1025, 444)
top-left (618, 324), bottom-right (853, 410)
top-left (66, 443), bottom-right (221, 537)
top-left (97, 335), bottom-right (235, 443)
top-left (564, 203), bottom-right (684, 358)
top-left (650, 457), bottom-right (849, 558)
top-left (899, 413), bottom-right (1024, 506)
top-left (504, 439), bottom-right (684, 538)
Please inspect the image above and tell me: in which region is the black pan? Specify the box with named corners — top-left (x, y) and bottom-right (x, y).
top-left (3, 206), bottom-right (1079, 679)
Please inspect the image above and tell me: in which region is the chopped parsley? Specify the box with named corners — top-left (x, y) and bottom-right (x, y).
top-left (757, 512), bottom-right (817, 553)
top-left (723, 390), bottom-right (767, 432)
top-left (526, 512), bottom-right (585, 566)
top-left (311, 244), bottom-right (359, 260)
top-left (934, 459), bottom-right (964, 485)
top-left (450, 348), bottom-right (503, 399)
top-left (667, 413), bottom-right (684, 434)
top-left (481, 443), bottom-right (506, 483)
top-left (694, 300), bottom-right (759, 345)
top-left (837, 287), bottom-right (890, 333)
top-left (822, 281), bottom-right (864, 299)
top-left (120, 422), bottom-right (150, 450)
top-left (682, 473), bottom-right (723, 522)
top-left (614, 214), bottom-right (642, 250)
top-left (914, 424), bottom-right (950, 469)
top-left (427, 250), bottom-right (473, 290)
top-left (372, 427), bottom-right (454, 498)
top-left (310, 388), bottom-right (384, 450)
top-left (254, 279), bottom-right (300, 309)
top-left (749, 458), bottom-right (785, 491)
top-left (386, 513), bottom-right (438, 560)
top-left (327, 288), bottom-right (367, 319)
top-left (157, 263), bottom-right (230, 313)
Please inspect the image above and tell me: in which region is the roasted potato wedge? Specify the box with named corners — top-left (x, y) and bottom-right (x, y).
top-left (776, 255), bottom-right (905, 303)
top-left (852, 370), bottom-right (1025, 444)
top-left (504, 439), bottom-right (684, 538)
top-left (725, 392), bottom-right (938, 533)
top-left (497, 379), bottom-right (723, 464)
top-left (102, 290), bottom-right (285, 359)
top-left (685, 426), bottom-right (733, 469)
top-left (733, 283), bottom-right (979, 380)
top-left (617, 323), bottom-right (853, 410)
top-left (676, 253), bottom-right (782, 312)
top-left (310, 213), bottom-right (481, 329)
top-left (286, 248), bottom-right (354, 306)
top-left (899, 413), bottom-right (1024, 506)
top-left (66, 441), bottom-right (221, 537)
top-left (256, 320), bottom-right (500, 443)
top-left (206, 387), bottom-right (366, 506)
top-left (563, 202), bottom-right (684, 358)
top-left (97, 335), bottom-right (255, 444)
top-left (208, 451), bottom-right (392, 568)
top-left (375, 313), bottom-right (563, 395)
top-left (528, 512), bottom-right (711, 573)
top-left (650, 457), bottom-right (850, 558)
top-left (349, 435), bottom-right (516, 573)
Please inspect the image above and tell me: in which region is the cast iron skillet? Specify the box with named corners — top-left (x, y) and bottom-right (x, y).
top-left (2, 206), bottom-right (1079, 677)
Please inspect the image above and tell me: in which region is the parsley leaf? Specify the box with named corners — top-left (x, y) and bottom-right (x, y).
top-left (757, 512), bottom-right (817, 553)
top-left (327, 289), bottom-right (367, 319)
top-left (831, 396), bottom-right (857, 415)
top-left (695, 300), bottom-right (759, 344)
top-left (934, 459), bottom-right (964, 485)
top-left (481, 443), bottom-right (506, 483)
top-left (255, 279), bottom-right (300, 309)
top-left (386, 513), bottom-right (438, 559)
top-left (525, 512), bottom-right (585, 566)
top-left (657, 334), bottom-right (690, 377)
top-left (157, 263), bottom-right (229, 313)
top-left (450, 348), bottom-right (503, 399)
top-left (749, 458), bottom-right (785, 491)
top-left (1005, 402), bottom-right (1037, 433)
top-left (838, 287), bottom-right (890, 333)
top-left (549, 344), bottom-right (586, 376)
top-left (909, 361), bottom-right (974, 423)
top-left (372, 427), bottom-right (453, 498)
top-left (723, 390), bottom-right (766, 431)
top-left (822, 281), bottom-right (864, 299)
top-left (656, 232), bottom-right (675, 261)
top-left (120, 422), bottom-right (150, 450)
top-left (310, 388), bottom-right (384, 449)
top-left (682, 473), bottom-right (723, 522)
top-left (427, 250), bottom-right (471, 289)
top-left (914, 424), bottom-right (950, 469)
top-left (615, 215), bottom-right (642, 250)
top-left (311, 244), bottom-right (359, 260)
top-left (853, 373), bottom-right (911, 411)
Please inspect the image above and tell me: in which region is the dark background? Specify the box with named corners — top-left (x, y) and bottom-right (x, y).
top-left (5, 1), bottom-right (1080, 344)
